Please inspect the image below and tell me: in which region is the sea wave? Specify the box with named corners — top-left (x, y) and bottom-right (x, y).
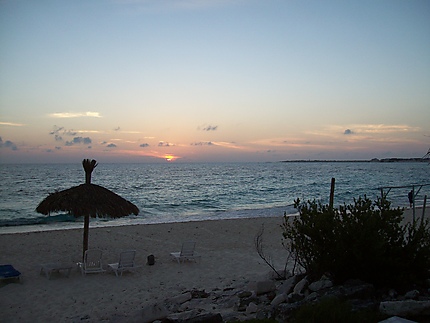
top-left (1, 162), bottom-right (428, 233)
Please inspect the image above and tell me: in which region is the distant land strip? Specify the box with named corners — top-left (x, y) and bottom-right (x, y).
top-left (280, 158), bottom-right (428, 163)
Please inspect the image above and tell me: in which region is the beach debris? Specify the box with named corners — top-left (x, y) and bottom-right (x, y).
top-left (147, 254), bottom-right (155, 266)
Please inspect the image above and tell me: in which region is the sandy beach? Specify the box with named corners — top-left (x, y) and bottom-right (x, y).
top-left (1, 207), bottom-right (428, 322)
top-left (0, 216), bottom-right (289, 322)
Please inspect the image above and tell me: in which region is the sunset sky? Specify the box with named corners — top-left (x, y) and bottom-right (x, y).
top-left (1, 0), bottom-right (429, 163)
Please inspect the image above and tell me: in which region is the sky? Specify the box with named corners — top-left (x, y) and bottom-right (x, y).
top-left (1, 0), bottom-right (429, 163)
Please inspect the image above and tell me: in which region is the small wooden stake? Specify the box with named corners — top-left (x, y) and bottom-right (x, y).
top-left (329, 177), bottom-right (335, 209)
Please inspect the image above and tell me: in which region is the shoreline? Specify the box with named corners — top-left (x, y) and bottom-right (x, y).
top-left (0, 204), bottom-right (298, 235)
top-left (0, 203), bottom-right (424, 235)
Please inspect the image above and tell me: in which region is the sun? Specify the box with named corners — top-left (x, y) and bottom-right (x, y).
top-left (165, 155), bottom-right (176, 162)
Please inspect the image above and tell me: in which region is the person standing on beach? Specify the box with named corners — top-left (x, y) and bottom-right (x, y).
top-left (408, 190), bottom-right (414, 207)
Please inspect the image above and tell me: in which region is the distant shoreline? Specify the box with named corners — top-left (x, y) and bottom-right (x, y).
top-left (280, 158), bottom-right (428, 163)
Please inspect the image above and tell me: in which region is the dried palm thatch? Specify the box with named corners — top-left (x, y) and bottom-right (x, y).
top-left (36, 159), bottom-right (139, 260)
top-left (36, 183), bottom-right (139, 219)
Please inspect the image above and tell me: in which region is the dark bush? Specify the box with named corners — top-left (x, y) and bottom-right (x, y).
top-left (282, 196), bottom-right (430, 289)
top-left (292, 296), bottom-right (384, 323)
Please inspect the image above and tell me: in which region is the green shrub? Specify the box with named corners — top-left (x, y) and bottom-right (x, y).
top-left (282, 196), bottom-right (430, 289)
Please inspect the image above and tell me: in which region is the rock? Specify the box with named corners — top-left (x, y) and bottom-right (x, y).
top-left (388, 289), bottom-right (398, 299)
top-left (237, 295), bottom-right (259, 311)
top-left (185, 313), bottom-right (223, 323)
top-left (293, 276), bottom-right (309, 295)
top-left (265, 291), bottom-right (277, 301)
top-left (271, 293), bottom-right (287, 307)
top-left (404, 290), bottom-right (420, 300)
top-left (378, 316), bottom-right (418, 323)
top-left (238, 291), bottom-right (252, 298)
top-left (344, 283), bottom-right (375, 300)
top-left (308, 276), bottom-right (333, 292)
top-left (166, 309), bottom-right (203, 322)
top-left (255, 308), bottom-right (271, 320)
top-left (328, 280), bottom-right (374, 300)
top-left (248, 280), bottom-right (276, 295)
top-left (279, 275), bottom-right (299, 295)
top-left (246, 302), bottom-right (258, 314)
top-left (305, 292), bottom-right (319, 302)
top-left (379, 300), bottom-right (430, 317)
top-left (139, 303), bottom-right (168, 323)
top-left (169, 292), bottom-right (192, 304)
top-left (191, 289), bottom-right (210, 298)
top-left (287, 293), bottom-right (304, 303)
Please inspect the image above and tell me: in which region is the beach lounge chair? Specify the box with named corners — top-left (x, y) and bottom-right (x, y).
top-left (78, 249), bottom-right (106, 275)
top-left (0, 264), bottom-right (21, 283)
top-left (108, 250), bottom-right (139, 277)
top-left (170, 241), bottom-right (201, 264)
top-left (40, 261), bottom-right (73, 280)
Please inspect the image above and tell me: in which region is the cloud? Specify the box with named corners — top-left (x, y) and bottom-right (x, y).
top-left (49, 126), bottom-right (104, 143)
top-left (65, 137), bottom-right (92, 146)
top-left (191, 141), bottom-right (213, 146)
top-left (0, 137), bottom-right (18, 150)
top-left (106, 143), bottom-right (117, 148)
top-left (355, 124), bottom-right (416, 134)
top-left (201, 125), bottom-right (218, 131)
top-left (0, 121), bottom-right (25, 127)
top-left (48, 111), bottom-right (102, 118)
top-left (158, 141), bottom-right (173, 147)
top-left (326, 124), bottom-right (419, 136)
top-left (49, 126), bottom-right (77, 138)
top-left (140, 143), bottom-right (149, 148)
top-left (49, 126), bottom-right (64, 135)
top-left (211, 141), bottom-right (245, 150)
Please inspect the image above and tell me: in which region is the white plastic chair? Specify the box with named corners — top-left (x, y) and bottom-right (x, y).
top-left (170, 241), bottom-right (201, 264)
top-left (78, 249), bottom-right (106, 275)
top-left (108, 250), bottom-right (139, 277)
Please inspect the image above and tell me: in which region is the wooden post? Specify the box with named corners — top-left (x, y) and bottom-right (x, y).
top-left (329, 178), bottom-right (335, 209)
top-left (81, 159), bottom-right (97, 261)
top-left (412, 187), bottom-right (415, 222)
top-left (423, 195), bottom-right (427, 219)
top-left (83, 215), bottom-right (89, 261)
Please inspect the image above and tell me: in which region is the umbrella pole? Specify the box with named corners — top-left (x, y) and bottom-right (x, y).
top-left (83, 215), bottom-right (89, 261)
top-left (82, 159), bottom-right (96, 261)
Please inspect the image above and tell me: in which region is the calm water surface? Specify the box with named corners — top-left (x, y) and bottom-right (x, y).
top-left (0, 162), bottom-right (428, 233)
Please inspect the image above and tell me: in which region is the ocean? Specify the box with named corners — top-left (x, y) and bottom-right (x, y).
top-left (0, 162), bottom-right (429, 233)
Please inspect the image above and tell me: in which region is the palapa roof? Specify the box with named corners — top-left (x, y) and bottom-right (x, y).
top-left (36, 183), bottom-right (139, 218)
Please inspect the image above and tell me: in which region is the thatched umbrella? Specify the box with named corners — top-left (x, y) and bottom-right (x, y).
top-left (36, 159), bottom-right (139, 260)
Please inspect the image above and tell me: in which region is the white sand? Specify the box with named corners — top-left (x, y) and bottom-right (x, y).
top-left (1, 207), bottom-right (428, 322)
top-left (0, 216), bottom-right (288, 322)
